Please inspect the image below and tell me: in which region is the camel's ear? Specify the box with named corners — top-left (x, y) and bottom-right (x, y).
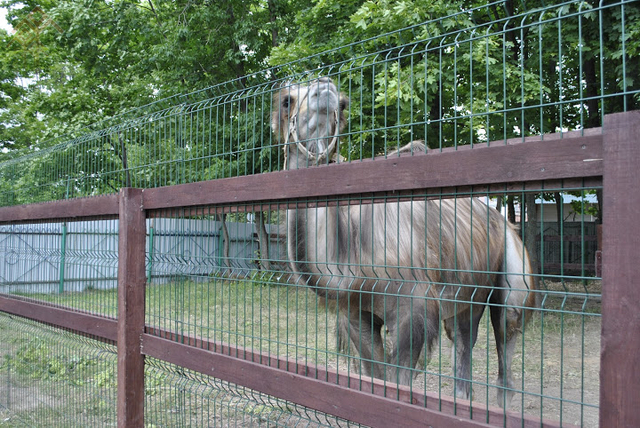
top-left (339, 95), bottom-right (349, 112)
top-left (338, 95), bottom-right (349, 131)
top-left (272, 89), bottom-right (296, 139)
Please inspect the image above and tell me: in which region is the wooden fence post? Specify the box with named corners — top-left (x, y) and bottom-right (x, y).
top-left (601, 110), bottom-right (640, 427)
top-left (117, 188), bottom-right (146, 427)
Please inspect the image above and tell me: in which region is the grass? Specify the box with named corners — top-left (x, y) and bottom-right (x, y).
top-left (145, 275), bottom-right (339, 369)
top-left (409, 280), bottom-right (602, 426)
top-left (0, 314), bottom-right (118, 427)
top-left (0, 276), bottom-right (347, 427)
top-left (1, 277), bottom-right (602, 426)
top-left (18, 275), bottom-right (338, 367)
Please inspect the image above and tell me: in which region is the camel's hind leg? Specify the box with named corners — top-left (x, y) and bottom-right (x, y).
top-left (489, 297), bottom-right (520, 408)
top-left (385, 297), bottom-right (437, 385)
top-left (444, 304), bottom-right (487, 400)
top-left (491, 227), bottom-right (536, 408)
top-left (341, 311), bottom-right (387, 380)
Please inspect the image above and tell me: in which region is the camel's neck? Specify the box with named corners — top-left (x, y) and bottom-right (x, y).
top-left (286, 199), bottom-right (340, 296)
top-left (287, 206), bottom-right (315, 289)
top-left (285, 145), bottom-right (311, 278)
top-left (284, 145), bottom-right (345, 296)
top-left (284, 146), bottom-right (309, 170)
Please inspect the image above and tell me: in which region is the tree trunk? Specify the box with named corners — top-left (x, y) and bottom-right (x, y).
top-left (255, 211), bottom-right (271, 271)
top-left (119, 135), bottom-right (132, 188)
top-left (554, 192), bottom-right (563, 231)
top-left (507, 195), bottom-right (516, 224)
top-left (110, 134), bottom-right (131, 188)
top-left (218, 214), bottom-right (230, 269)
top-left (524, 194), bottom-right (539, 269)
top-left (267, 0), bottom-right (279, 47)
top-left (584, 57), bottom-right (601, 128)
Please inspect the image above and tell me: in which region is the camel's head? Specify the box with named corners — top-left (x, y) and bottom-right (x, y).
top-left (272, 77), bottom-right (348, 169)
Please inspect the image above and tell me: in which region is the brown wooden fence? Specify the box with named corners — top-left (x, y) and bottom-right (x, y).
top-left (536, 227), bottom-right (598, 275)
top-left (1, 111), bottom-right (639, 427)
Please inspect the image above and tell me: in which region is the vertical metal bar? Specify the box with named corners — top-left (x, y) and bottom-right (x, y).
top-left (600, 110), bottom-right (640, 427)
top-left (218, 225), bottom-right (224, 270)
top-left (59, 222), bottom-right (67, 294)
top-left (147, 218), bottom-right (155, 282)
top-left (117, 188), bottom-right (146, 428)
top-left (6, 351), bottom-right (10, 410)
top-left (59, 178), bottom-right (71, 294)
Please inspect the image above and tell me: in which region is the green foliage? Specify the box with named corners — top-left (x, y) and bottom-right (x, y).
top-left (271, 0), bottom-right (639, 158)
top-left (0, 0), bottom-right (637, 206)
top-left (567, 189), bottom-right (601, 222)
top-left (2, 336), bottom-right (98, 386)
top-left (0, 0), bottom-right (304, 152)
top-left (144, 369), bottom-right (167, 397)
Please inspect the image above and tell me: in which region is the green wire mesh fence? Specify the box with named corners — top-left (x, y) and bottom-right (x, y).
top-left (0, 313), bottom-right (362, 427)
top-left (144, 356), bottom-right (362, 427)
top-left (0, 0), bottom-right (636, 206)
top-left (0, 313), bottom-right (118, 427)
top-left (0, 0), bottom-right (637, 426)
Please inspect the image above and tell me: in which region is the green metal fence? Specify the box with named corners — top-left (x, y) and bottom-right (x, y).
top-left (0, 1), bottom-right (638, 427)
top-left (0, 313), bottom-right (118, 427)
top-left (0, 0), bottom-right (636, 206)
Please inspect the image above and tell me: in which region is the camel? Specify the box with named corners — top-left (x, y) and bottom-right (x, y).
top-left (271, 77), bottom-right (537, 407)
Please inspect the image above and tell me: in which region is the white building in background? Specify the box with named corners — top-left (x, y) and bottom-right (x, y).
top-left (481, 193), bottom-right (598, 223)
top-left (534, 193), bottom-right (598, 223)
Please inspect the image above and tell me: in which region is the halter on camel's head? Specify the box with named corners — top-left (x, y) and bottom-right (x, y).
top-left (271, 77), bottom-right (348, 169)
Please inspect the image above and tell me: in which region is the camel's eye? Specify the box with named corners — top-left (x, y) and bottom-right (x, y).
top-left (281, 95), bottom-right (293, 111)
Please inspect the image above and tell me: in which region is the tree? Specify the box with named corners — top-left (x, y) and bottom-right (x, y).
top-left (1, 0), bottom-right (637, 210)
top-left (0, 0), bottom-right (307, 155)
top-left (271, 0), bottom-right (638, 156)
